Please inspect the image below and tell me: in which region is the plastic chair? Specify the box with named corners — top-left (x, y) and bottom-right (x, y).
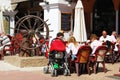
top-left (90, 45), bottom-right (108, 74)
top-left (74, 45), bottom-right (92, 76)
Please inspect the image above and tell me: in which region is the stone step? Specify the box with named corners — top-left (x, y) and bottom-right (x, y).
top-left (4, 56), bottom-right (48, 68)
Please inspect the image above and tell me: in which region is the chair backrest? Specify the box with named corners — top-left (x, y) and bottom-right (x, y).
top-left (75, 45), bottom-right (92, 63)
top-left (102, 41), bottom-right (114, 51)
top-left (94, 45), bottom-right (108, 61)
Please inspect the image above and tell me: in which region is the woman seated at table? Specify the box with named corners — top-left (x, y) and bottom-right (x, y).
top-left (66, 36), bottom-right (82, 61)
top-left (90, 34), bottom-right (102, 56)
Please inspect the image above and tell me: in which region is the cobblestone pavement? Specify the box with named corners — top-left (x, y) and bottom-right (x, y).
top-left (0, 61), bottom-right (120, 80)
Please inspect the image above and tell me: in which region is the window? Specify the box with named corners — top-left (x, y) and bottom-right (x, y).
top-left (61, 13), bottom-right (72, 31)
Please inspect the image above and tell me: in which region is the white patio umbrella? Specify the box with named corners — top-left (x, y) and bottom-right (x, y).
top-left (73, 0), bottom-right (87, 43)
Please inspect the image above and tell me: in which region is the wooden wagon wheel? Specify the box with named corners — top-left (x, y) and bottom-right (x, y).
top-left (14, 15), bottom-right (49, 56)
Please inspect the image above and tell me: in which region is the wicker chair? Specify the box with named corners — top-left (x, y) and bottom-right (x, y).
top-left (90, 45), bottom-right (108, 74)
top-left (74, 45), bottom-right (92, 76)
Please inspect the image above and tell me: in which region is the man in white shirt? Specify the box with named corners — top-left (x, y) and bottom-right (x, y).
top-left (99, 30), bottom-right (110, 42)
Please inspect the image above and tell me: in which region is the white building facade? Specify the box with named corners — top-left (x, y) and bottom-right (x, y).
top-left (1, 0), bottom-right (76, 41)
top-left (40, 0), bottom-right (76, 41)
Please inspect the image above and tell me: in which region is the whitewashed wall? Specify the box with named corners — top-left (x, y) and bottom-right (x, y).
top-left (40, 0), bottom-right (76, 43)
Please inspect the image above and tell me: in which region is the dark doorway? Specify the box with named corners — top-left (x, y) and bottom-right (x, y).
top-left (93, 0), bottom-right (115, 37)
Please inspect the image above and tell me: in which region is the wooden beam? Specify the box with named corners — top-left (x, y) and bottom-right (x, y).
top-left (112, 0), bottom-right (120, 11)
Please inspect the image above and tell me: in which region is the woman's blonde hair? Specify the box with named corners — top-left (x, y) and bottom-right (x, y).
top-left (68, 36), bottom-right (78, 47)
top-left (90, 34), bottom-right (98, 40)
